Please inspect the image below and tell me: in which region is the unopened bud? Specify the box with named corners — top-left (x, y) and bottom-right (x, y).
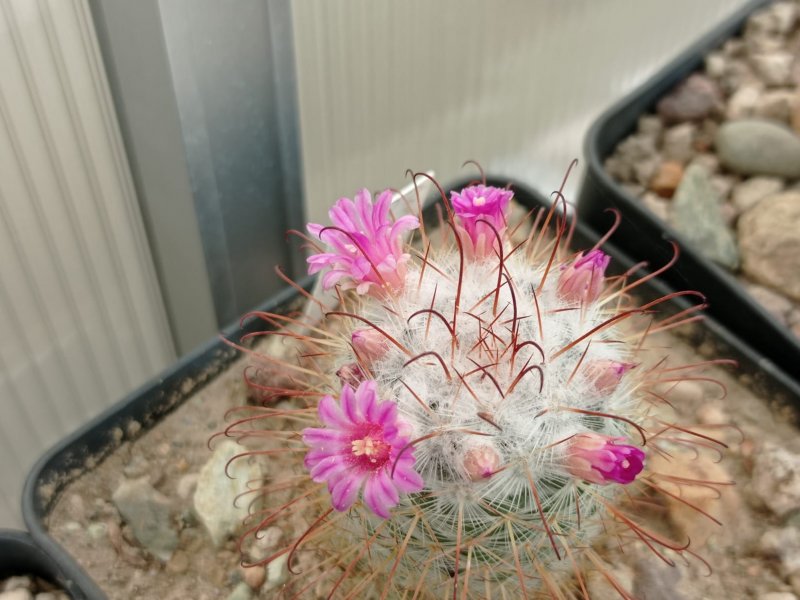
top-left (463, 445), bottom-right (501, 481)
top-left (336, 363), bottom-right (366, 388)
top-left (558, 249), bottom-right (610, 304)
top-left (352, 328), bottom-right (389, 363)
top-left (584, 359), bottom-right (636, 394)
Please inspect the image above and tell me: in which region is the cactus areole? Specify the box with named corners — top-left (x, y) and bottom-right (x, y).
top-left (222, 173), bottom-right (723, 598)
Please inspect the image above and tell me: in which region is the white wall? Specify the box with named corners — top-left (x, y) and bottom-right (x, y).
top-left (293, 0), bottom-right (749, 224)
top-left (0, 0), bottom-right (174, 527)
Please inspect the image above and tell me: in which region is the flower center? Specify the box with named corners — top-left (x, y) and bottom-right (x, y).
top-left (349, 428), bottom-right (391, 471)
top-left (473, 196), bottom-right (486, 207)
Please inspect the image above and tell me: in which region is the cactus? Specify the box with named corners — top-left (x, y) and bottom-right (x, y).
top-left (222, 174), bottom-right (726, 598)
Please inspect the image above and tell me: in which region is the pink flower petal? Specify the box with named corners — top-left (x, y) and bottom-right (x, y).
top-left (318, 395), bottom-right (353, 428)
top-left (330, 472), bottom-right (366, 512)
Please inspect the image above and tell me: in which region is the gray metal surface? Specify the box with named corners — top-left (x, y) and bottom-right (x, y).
top-left (89, 0), bottom-right (306, 350)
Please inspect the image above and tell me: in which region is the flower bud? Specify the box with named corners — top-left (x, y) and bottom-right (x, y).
top-left (584, 359), bottom-right (636, 394)
top-left (463, 444), bottom-right (501, 481)
top-left (336, 363), bottom-right (366, 388)
top-left (351, 328), bottom-right (389, 363)
top-left (558, 249), bottom-right (610, 304)
top-left (566, 433), bottom-right (645, 485)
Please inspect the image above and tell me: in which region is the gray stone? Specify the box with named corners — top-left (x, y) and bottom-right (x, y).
top-left (732, 176), bottom-right (785, 213)
top-left (226, 582), bottom-right (253, 600)
top-left (657, 74), bottom-right (722, 123)
top-left (671, 164), bottom-right (740, 269)
top-left (761, 526), bottom-right (800, 577)
top-left (716, 120), bottom-right (800, 178)
top-left (637, 114), bottom-right (663, 139)
top-left (751, 51), bottom-right (795, 86)
top-left (753, 443), bottom-right (800, 517)
top-left (662, 123), bottom-right (696, 164)
top-left (739, 192), bottom-right (800, 300)
top-left (112, 477), bottom-right (178, 562)
top-left (193, 439), bottom-right (262, 547)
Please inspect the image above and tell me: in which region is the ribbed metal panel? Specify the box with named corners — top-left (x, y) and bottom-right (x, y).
top-left (292, 0), bottom-right (749, 224)
top-left (0, 0), bottom-right (174, 526)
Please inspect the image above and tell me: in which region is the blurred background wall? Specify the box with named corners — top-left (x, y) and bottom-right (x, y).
top-left (0, 0), bottom-right (747, 526)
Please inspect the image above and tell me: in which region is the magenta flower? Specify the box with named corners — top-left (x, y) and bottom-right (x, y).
top-left (306, 189), bottom-right (419, 296)
top-left (566, 433), bottom-right (645, 485)
top-left (558, 249), bottom-right (610, 304)
top-left (583, 359), bottom-right (636, 394)
top-left (450, 185), bottom-right (513, 259)
top-left (302, 381), bottom-right (424, 519)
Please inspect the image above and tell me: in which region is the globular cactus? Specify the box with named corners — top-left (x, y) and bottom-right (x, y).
top-left (223, 173), bottom-right (726, 599)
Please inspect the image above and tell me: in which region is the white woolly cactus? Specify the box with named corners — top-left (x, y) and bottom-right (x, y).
top-left (223, 172), bottom-right (726, 598)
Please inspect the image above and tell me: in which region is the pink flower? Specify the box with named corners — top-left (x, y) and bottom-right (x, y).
top-left (566, 433), bottom-right (645, 485)
top-left (307, 189), bottom-right (419, 296)
top-left (463, 444), bottom-right (501, 481)
top-left (584, 359), bottom-right (636, 394)
top-left (450, 185), bottom-right (513, 259)
top-left (351, 328), bottom-right (389, 363)
top-left (558, 249), bottom-right (610, 304)
top-left (302, 381), bottom-right (424, 519)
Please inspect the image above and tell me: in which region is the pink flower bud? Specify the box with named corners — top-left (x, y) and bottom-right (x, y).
top-left (463, 445), bottom-right (501, 481)
top-left (450, 185), bottom-right (513, 260)
top-left (351, 328), bottom-right (389, 363)
top-left (566, 433), bottom-right (645, 485)
top-left (336, 363), bottom-right (366, 388)
top-left (558, 249), bottom-right (610, 304)
top-left (584, 359), bottom-right (636, 394)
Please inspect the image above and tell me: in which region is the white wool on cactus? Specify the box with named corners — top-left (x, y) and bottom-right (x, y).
top-left (221, 174), bottom-right (727, 599)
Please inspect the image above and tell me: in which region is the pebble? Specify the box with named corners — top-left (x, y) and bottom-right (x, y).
top-left (752, 443), bottom-right (800, 517)
top-left (755, 89), bottom-right (798, 122)
top-left (633, 558), bottom-right (686, 600)
top-left (166, 550), bottom-right (190, 574)
top-left (657, 74), bottom-right (722, 123)
top-left (641, 191), bottom-right (671, 222)
top-left (226, 582), bottom-right (253, 600)
top-left (176, 473), bottom-right (199, 501)
top-left (86, 521), bottom-right (107, 541)
top-left (649, 160), bottom-right (683, 198)
top-left (0, 591), bottom-right (33, 600)
top-left (750, 51), bottom-right (795, 86)
top-left (112, 477), bottom-right (178, 562)
top-left (732, 176), bottom-right (784, 213)
top-left (738, 192), bottom-right (800, 301)
top-left (759, 593), bottom-right (799, 600)
top-left (263, 554), bottom-right (290, 592)
top-left (662, 123), bottom-right (696, 164)
top-left (671, 164), bottom-right (740, 269)
top-left (716, 120), bottom-right (800, 178)
top-left (744, 281), bottom-right (794, 324)
top-left (240, 565), bottom-right (266, 590)
top-left (761, 526), bottom-right (800, 577)
top-left (726, 83), bottom-right (763, 119)
top-left (193, 440), bottom-right (263, 547)
top-left (1, 579), bottom-right (31, 593)
top-left (585, 562), bottom-right (634, 600)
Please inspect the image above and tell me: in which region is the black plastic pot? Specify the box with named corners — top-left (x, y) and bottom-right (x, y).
top-left (22, 179), bottom-right (800, 598)
top-left (576, 0), bottom-right (800, 389)
top-left (0, 529), bottom-right (78, 595)
top-left (22, 283), bottom-right (307, 600)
